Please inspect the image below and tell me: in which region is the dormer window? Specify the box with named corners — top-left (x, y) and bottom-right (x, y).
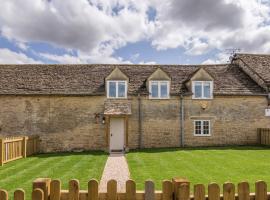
top-left (107, 80), bottom-right (127, 98)
top-left (149, 81), bottom-right (170, 99)
top-left (192, 81), bottom-right (213, 99)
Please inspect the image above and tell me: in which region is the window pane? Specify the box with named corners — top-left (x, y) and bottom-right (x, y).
top-left (151, 82), bottom-right (158, 98)
top-left (109, 82), bottom-right (116, 97)
top-left (203, 121), bottom-right (209, 135)
top-left (204, 82), bottom-right (211, 98)
top-left (118, 81), bottom-right (126, 97)
top-left (160, 82), bottom-right (168, 98)
top-left (195, 121), bottom-right (201, 135)
top-left (194, 83), bottom-right (202, 98)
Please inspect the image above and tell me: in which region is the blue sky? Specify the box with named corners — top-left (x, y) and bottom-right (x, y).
top-left (0, 0), bottom-right (269, 64)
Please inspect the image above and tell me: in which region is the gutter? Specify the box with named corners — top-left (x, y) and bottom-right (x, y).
top-left (180, 94), bottom-right (184, 147)
top-left (138, 93), bottom-right (143, 148)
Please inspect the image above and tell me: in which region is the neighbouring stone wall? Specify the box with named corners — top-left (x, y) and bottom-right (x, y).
top-left (183, 96), bottom-right (270, 146)
top-left (0, 95), bottom-right (269, 152)
top-left (0, 96), bottom-right (107, 152)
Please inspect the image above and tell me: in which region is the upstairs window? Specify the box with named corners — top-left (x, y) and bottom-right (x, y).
top-left (149, 81), bottom-right (170, 99)
top-left (194, 120), bottom-right (211, 136)
top-left (107, 81), bottom-right (127, 98)
top-left (192, 81), bottom-right (213, 99)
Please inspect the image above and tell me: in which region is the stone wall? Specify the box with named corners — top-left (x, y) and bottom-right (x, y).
top-left (0, 96), bottom-right (107, 152)
top-left (183, 96), bottom-right (270, 146)
top-left (0, 95), bottom-right (268, 152)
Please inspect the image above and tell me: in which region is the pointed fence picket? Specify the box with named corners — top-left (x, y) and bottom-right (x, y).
top-left (0, 179), bottom-right (270, 200)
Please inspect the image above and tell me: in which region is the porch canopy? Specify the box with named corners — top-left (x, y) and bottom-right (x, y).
top-left (104, 100), bottom-right (132, 115)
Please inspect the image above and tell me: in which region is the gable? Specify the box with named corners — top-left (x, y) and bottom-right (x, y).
top-left (233, 54), bottom-right (270, 91)
top-left (147, 68), bottom-right (171, 81)
top-left (146, 68), bottom-right (171, 91)
top-left (185, 68), bottom-right (214, 91)
top-left (105, 67), bottom-right (129, 81)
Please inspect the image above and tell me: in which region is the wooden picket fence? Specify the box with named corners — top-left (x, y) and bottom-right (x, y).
top-left (257, 128), bottom-right (270, 145)
top-left (0, 135), bottom-right (39, 166)
top-left (0, 178), bottom-right (269, 200)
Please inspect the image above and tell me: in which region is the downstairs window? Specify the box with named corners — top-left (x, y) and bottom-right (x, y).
top-left (194, 120), bottom-right (211, 136)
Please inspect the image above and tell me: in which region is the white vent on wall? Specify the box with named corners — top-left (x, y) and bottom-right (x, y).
top-left (265, 108), bottom-right (270, 117)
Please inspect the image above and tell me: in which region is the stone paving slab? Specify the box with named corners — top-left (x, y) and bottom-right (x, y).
top-left (99, 154), bottom-right (130, 192)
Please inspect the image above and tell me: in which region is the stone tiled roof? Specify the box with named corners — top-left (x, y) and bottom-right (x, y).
top-left (234, 53), bottom-right (270, 86)
top-left (104, 100), bottom-right (131, 115)
top-left (0, 63), bottom-right (266, 95)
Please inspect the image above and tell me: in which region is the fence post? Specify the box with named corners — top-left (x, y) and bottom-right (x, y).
top-left (162, 180), bottom-right (173, 200)
top-left (32, 188), bottom-right (44, 200)
top-left (69, 179), bottom-right (79, 200)
top-left (255, 181), bottom-right (267, 200)
top-left (50, 179), bottom-right (61, 200)
top-left (194, 184), bottom-right (205, 200)
top-left (145, 180), bottom-right (155, 200)
top-left (0, 138), bottom-right (3, 166)
top-left (0, 189), bottom-right (8, 200)
top-left (126, 180), bottom-right (136, 200)
top-left (33, 178), bottom-right (51, 200)
top-left (172, 177), bottom-right (189, 200)
top-left (107, 180), bottom-right (117, 200)
top-left (88, 179), bottom-right (99, 200)
top-left (22, 136), bottom-right (27, 158)
top-left (178, 183), bottom-right (190, 200)
top-left (14, 189), bottom-right (25, 200)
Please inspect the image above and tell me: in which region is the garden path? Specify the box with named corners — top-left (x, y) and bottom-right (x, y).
top-left (99, 153), bottom-right (130, 192)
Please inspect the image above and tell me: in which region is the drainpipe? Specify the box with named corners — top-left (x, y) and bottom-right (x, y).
top-left (180, 94), bottom-right (185, 147)
top-left (138, 93), bottom-right (143, 148)
top-left (268, 86), bottom-right (270, 106)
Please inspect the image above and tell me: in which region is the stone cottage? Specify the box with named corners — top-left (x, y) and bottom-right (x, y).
top-left (0, 53), bottom-right (269, 152)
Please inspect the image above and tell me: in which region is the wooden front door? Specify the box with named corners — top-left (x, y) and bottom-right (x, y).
top-left (109, 118), bottom-right (125, 151)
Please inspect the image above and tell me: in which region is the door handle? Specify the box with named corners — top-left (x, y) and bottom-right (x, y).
top-left (111, 133), bottom-right (113, 137)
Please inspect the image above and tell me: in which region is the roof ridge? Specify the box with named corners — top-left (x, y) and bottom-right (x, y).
top-left (0, 63), bottom-right (230, 67)
top-left (235, 53), bottom-right (270, 56)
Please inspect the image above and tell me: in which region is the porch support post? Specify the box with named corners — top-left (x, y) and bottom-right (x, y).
top-left (125, 116), bottom-right (129, 151)
top-left (105, 115), bottom-right (110, 152)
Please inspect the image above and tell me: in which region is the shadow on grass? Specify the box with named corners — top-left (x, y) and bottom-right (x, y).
top-left (127, 145), bottom-right (270, 154)
top-left (30, 150), bottom-right (108, 158)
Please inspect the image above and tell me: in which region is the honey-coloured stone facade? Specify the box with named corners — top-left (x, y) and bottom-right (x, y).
top-left (0, 94), bottom-right (268, 152)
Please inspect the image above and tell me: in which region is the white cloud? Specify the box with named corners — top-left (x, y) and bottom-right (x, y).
top-left (0, 48), bottom-right (42, 64)
top-left (0, 0), bottom-right (153, 53)
top-left (151, 0), bottom-right (270, 54)
top-left (15, 41), bottom-right (29, 51)
top-left (0, 0), bottom-right (270, 64)
top-left (202, 52), bottom-right (230, 64)
top-left (39, 51), bottom-right (132, 64)
top-left (39, 53), bottom-right (84, 64)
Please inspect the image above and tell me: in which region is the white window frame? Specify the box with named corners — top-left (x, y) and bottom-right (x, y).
top-left (107, 80), bottom-right (127, 99)
top-left (192, 81), bottom-right (213, 99)
top-left (193, 120), bottom-right (211, 136)
top-left (149, 80), bottom-right (170, 99)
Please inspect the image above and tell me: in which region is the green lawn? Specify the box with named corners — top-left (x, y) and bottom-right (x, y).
top-left (126, 146), bottom-right (270, 191)
top-left (0, 151), bottom-right (107, 199)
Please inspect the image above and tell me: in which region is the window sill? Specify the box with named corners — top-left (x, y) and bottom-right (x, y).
top-left (107, 97), bottom-right (128, 99)
top-left (193, 134), bottom-right (211, 137)
top-left (192, 97), bottom-right (213, 100)
top-left (149, 97), bottom-right (170, 100)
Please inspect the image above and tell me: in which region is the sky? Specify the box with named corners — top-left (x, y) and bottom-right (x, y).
top-left (0, 0), bottom-right (270, 65)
